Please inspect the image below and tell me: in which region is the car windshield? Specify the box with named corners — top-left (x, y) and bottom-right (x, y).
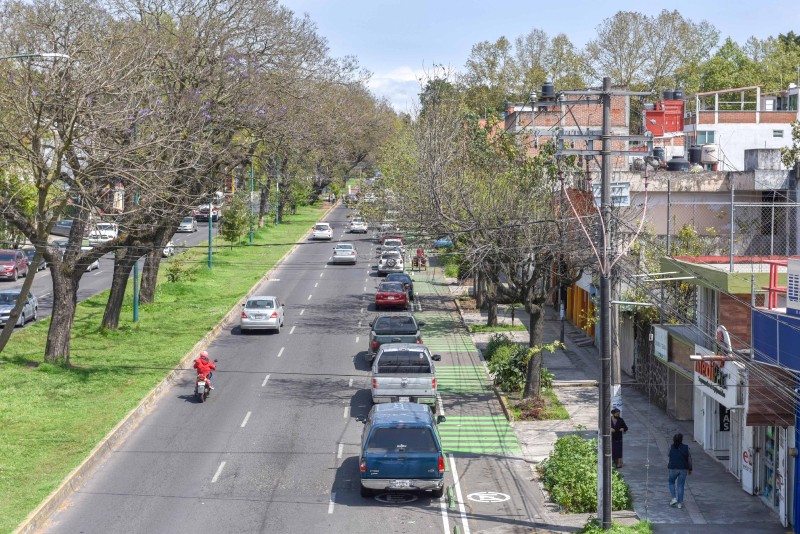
top-left (384, 239), bottom-right (402, 247)
top-left (246, 299), bottom-right (274, 309)
top-left (372, 316), bottom-right (417, 335)
top-left (57, 220), bottom-right (72, 227)
top-left (386, 274), bottom-right (411, 284)
top-left (365, 427), bottom-right (437, 453)
top-left (382, 252), bottom-right (401, 259)
top-left (336, 244), bottom-right (354, 250)
top-left (315, 224), bottom-right (329, 231)
top-left (378, 282), bottom-right (404, 293)
top-left (97, 223), bottom-right (114, 231)
top-left (352, 218), bottom-right (364, 223)
top-left (0, 253), bottom-right (16, 262)
top-left (182, 217), bottom-right (194, 223)
top-left (0, 293), bottom-right (18, 304)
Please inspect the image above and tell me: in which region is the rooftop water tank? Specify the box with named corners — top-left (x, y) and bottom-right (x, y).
top-left (701, 144), bottom-right (718, 164)
top-left (666, 156), bottom-right (690, 171)
top-left (663, 90), bottom-right (675, 101)
top-left (673, 89), bottom-right (684, 100)
top-left (688, 145), bottom-right (703, 164)
top-left (541, 82), bottom-right (555, 100)
top-left (653, 147), bottom-right (666, 162)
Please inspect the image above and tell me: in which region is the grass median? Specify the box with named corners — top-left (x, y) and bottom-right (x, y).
top-left (0, 205), bottom-right (325, 533)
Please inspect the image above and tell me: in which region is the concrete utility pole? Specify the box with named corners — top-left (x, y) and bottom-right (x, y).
top-left (539, 77), bottom-right (651, 529)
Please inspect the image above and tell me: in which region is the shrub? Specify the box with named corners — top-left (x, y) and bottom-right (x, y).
top-left (578, 518), bottom-right (652, 533)
top-left (539, 434), bottom-right (632, 513)
top-left (166, 257), bottom-right (197, 283)
top-left (443, 263), bottom-right (459, 278)
top-left (483, 332), bottom-right (514, 362)
top-left (487, 344), bottom-right (528, 392)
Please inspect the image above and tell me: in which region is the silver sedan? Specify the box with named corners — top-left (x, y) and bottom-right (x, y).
top-left (332, 243), bottom-right (358, 264)
top-left (240, 295), bottom-right (284, 333)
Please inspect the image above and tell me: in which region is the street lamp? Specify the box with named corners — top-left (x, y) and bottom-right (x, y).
top-left (0, 52), bottom-right (71, 61)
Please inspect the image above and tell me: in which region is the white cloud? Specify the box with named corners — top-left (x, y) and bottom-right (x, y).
top-left (368, 66), bottom-right (427, 114)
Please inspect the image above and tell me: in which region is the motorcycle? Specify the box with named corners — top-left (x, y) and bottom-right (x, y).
top-left (195, 373), bottom-right (212, 403)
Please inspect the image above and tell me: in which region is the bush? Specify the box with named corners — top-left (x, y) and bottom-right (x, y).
top-left (483, 332), bottom-right (514, 362)
top-left (539, 434), bottom-right (632, 513)
top-left (577, 519), bottom-right (652, 533)
top-left (443, 263), bottom-right (459, 278)
top-left (165, 257), bottom-right (197, 283)
top-left (487, 344), bottom-right (528, 392)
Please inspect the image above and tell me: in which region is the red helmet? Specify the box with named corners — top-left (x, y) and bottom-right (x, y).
top-left (200, 350), bottom-right (209, 359)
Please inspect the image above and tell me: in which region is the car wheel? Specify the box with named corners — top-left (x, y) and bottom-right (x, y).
top-left (360, 484), bottom-right (374, 498)
top-left (274, 322), bottom-right (281, 334)
top-left (430, 486), bottom-right (444, 499)
top-left (32, 307), bottom-right (37, 322)
top-left (11, 269), bottom-right (17, 281)
top-left (240, 326), bottom-right (248, 335)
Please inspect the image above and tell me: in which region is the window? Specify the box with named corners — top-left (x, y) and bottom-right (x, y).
top-left (697, 131), bottom-right (715, 144)
top-left (773, 130), bottom-right (784, 138)
top-left (788, 95), bottom-right (798, 111)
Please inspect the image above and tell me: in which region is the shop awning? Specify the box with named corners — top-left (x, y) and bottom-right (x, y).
top-left (746, 362), bottom-right (797, 427)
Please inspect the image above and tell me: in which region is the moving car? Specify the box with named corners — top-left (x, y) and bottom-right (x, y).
top-left (367, 314), bottom-right (424, 362)
top-left (349, 217), bottom-right (368, 233)
top-left (0, 289), bottom-right (38, 326)
top-left (358, 403), bottom-right (446, 498)
top-left (88, 222), bottom-right (118, 245)
top-left (195, 205), bottom-right (221, 222)
top-left (380, 237), bottom-right (405, 255)
top-left (177, 216), bottom-right (198, 232)
top-left (310, 222), bottom-right (333, 240)
top-left (22, 247), bottom-right (47, 272)
top-left (375, 281), bottom-right (409, 310)
top-left (385, 272), bottom-right (414, 301)
top-left (371, 343), bottom-right (441, 409)
top-left (0, 250), bottom-right (29, 281)
top-left (240, 295), bottom-right (284, 333)
top-left (377, 250), bottom-right (404, 275)
top-left (331, 243), bottom-right (357, 264)
top-left (50, 219), bottom-right (74, 237)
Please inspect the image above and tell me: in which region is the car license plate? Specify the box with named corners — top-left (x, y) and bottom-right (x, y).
top-left (387, 296), bottom-right (395, 300)
top-left (399, 396), bottom-right (410, 403)
top-left (254, 315), bottom-right (264, 319)
top-left (390, 480), bottom-right (411, 489)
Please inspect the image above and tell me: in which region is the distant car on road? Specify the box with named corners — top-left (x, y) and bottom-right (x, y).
top-left (51, 219), bottom-right (74, 237)
top-left (0, 289), bottom-right (38, 326)
top-left (177, 216), bottom-right (198, 232)
top-left (80, 240), bottom-right (100, 272)
top-left (240, 295), bottom-right (284, 333)
top-left (0, 250), bottom-right (29, 281)
top-left (377, 250), bottom-right (404, 275)
top-left (433, 236), bottom-right (453, 248)
top-left (332, 243), bottom-right (357, 264)
top-left (22, 248), bottom-right (47, 272)
top-left (349, 217), bottom-right (368, 233)
top-left (385, 272), bottom-right (414, 301)
top-left (88, 222), bottom-right (119, 245)
top-left (310, 222), bottom-right (333, 240)
top-left (375, 281), bottom-right (409, 310)
top-left (195, 205), bottom-right (221, 222)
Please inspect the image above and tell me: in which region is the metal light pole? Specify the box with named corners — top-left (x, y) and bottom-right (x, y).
top-left (249, 158), bottom-right (255, 244)
top-left (275, 154), bottom-right (280, 226)
top-left (208, 199), bottom-right (213, 270)
top-left (133, 191), bottom-right (140, 323)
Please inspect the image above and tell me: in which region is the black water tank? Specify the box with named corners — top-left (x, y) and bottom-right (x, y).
top-left (653, 147), bottom-right (666, 162)
top-left (688, 145), bottom-right (703, 164)
top-left (541, 82), bottom-right (555, 100)
top-left (673, 89), bottom-right (684, 100)
top-left (667, 156), bottom-right (690, 171)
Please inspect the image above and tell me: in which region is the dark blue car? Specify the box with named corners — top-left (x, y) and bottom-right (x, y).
top-left (359, 402), bottom-right (446, 498)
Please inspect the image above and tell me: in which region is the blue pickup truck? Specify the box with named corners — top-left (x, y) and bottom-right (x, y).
top-left (358, 402), bottom-right (446, 498)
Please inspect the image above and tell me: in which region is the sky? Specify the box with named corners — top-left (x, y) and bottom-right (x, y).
top-left (279, 0), bottom-right (800, 113)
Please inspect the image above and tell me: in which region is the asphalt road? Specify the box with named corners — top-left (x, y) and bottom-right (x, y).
top-left (1, 224), bottom-right (214, 326)
top-left (39, 206), bottom-right (541, 533)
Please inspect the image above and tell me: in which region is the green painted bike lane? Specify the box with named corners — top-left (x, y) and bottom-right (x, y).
top-left (410, 269), bottom-right (523, 456)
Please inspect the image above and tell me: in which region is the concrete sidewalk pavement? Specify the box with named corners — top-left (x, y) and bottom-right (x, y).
top-left (455, 293), bottom-right (788, 533)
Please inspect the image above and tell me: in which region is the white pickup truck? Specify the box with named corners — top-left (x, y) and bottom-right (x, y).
top-left (371, 343), bottom-right (441, 412)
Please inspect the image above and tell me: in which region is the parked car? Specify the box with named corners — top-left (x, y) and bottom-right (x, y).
top-left (0, 289), bottom-right (38, 326)
top-left (349, 217), bottom-right (368, 233)
top-left (310, 222), bottom-right (333, 240)
top-left (195, 205), bottom-right (221, 222)
top-left (332, 243), bottom-right (358, 264)
top-left (22, 247), bottom-right (47, 272)
top-left (162, 241), bottom-right (175, 257)
top-left (433, 236), bottom-right (453, 248)
top-left (375, 281), bottom-right (409, 311)
top-left (367, 314), bottom-right (424, 362)
top-left (358, 402), bottom-right (446, 498)
top-left (50, 219), bottom-right (74, 237)
top-left (240, 295), bottom-right (284, 333)
top-left (371, 343), bottom-right (441, 408)
top-left (177, 216), bottom-right (198, 232)
top-left (0, 250), bottom-right (29, 281)
top-left (88, 222), bottom-right (119, 245)
top-left (377, 250), bottom-right (404, 275)
top-left (80, 240), bottom-right (100, 272)
top-left (385, 272), bottom-right (414, 301)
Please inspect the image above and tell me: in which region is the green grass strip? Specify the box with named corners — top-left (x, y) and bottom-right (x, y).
top-left (0, 205), bottom-right (327, 533)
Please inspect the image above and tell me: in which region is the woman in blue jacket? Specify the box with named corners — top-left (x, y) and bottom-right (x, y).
top-left (668, 433), bottom-right (692, 508)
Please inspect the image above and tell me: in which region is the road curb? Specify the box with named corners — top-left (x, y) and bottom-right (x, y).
top-left (13, 209), bottom-right (327, 534)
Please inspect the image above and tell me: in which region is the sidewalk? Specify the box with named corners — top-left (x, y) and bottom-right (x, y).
top-left (453, 291), bottom-right (788, 533)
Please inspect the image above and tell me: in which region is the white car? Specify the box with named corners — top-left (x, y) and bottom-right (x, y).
top-left (240, 295), bottom-right (284, 333)
top-left (80, 240), bottom-right (101, 271)
top-left (88, 222), bottom-right (118, 245)
top-left (177, 216), bottom-right (198, 232)
top-left (332, 243), bottom-right (357, 264)
top-left (377, 251), bottom-right (404, 275)
top-left (310, 222), bottom-right (333, 240)
top-left (349, 217), bottom-right (368, 233)
top-left (380, 238), bottom-right (405, 255)
top-left (162, 241), bottom-right (175, 257)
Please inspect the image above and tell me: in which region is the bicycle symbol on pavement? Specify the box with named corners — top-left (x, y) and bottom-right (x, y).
top-left (467, 491), bottom-right (511, 503)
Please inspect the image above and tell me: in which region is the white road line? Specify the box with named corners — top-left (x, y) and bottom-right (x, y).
top-left (261, 374), bottom-right (270, 387)
top-left (211, 461), bottom-right (226, 483)
top-left (39, 292), bottom-right (51, 298)
top-left (363, 286), bottom-right (366, 292)
top-left (337, 443), bottom-right (344, 459)
top-left (289, 326), bottom-right (296, 335)
top-left (358, 320), bottom-right (362, 328)
top-left (324, 264), bottom-right (328, 269)
top-left (348, 378), bottom-right (354, 388)
top-left (314, 282), bottom-right (318, 288)
top-left (307, 294), bottom-right (312, 300)
top-left (328, 492), bottom-right (336, 514)
top-left (300, 309), bottom-right (305, 315)
top-left (277, 347), bottom-right (285, 358)
top-left (240, 411), bottom-right (252, 428)
top-left (449, 454), bottom-right (471, 534)
top-left (440, 494), bottom-right (451, 533)
top-left (437, 394), bottom-right (445, 416)
top-left (343, 406), bottom-right (350, 418)
top-left (320, 272), bottom-right (324, 278)
top-left (365, 277), bottom-right (369, 282)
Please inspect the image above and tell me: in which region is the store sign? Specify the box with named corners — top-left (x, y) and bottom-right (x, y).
top-left (653, 326), bottom-right (668, 361)
top-left (693, 326), bottom-right (739, 407)
top-left (719, 407), bottom-right (731, 431)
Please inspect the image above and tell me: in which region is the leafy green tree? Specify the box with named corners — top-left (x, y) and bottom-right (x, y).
top-left (782, 120), bottom-right (800, 171)
top-left (463, 36), bottom-right (516, 115)
top-left (220, 193), bottom-right (250, 244)
top-left (699, 38), bottom-right (759, 92)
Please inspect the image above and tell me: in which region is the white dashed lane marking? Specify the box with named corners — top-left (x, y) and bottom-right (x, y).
top-left (240, 411), bottom-right (252, 428)
top-left (277, 347), bottom-right (284, 358)
top-left (211, 461), bottom-right (226, 483)
top-left (262, 374), bottom-right (270, 387)
top-left (289, 326), bottom-right (296, 334)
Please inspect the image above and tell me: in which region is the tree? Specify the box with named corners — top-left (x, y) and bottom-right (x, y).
top-left (220, 193), bottom-right (249, 243)
top-left (463, 36), bottom-right (516, 115)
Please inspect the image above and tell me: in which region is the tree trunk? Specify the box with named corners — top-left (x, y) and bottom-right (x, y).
top-left (140, 229), bottom-right (171, 304)
top-left (485, 278), bottom-right (498, 326)
top-left (101, 247), bottom-right (143, 329)
top-left (0, 251), bottom-right (41, 353)
top-left (474, 272), bottom-right (484, 309)
top-left (522, 302), bottom-right (546, 399)
top-left (45, 262), bottom-right (81, 364)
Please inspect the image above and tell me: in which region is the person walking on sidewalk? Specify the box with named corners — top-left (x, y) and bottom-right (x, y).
top-left (610, 407), bottom-right (628, 468)
top-left (668, 432), bottom-right (693, 509)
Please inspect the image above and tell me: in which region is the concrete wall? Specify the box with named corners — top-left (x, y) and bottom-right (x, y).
top-left (683, 123), bottom-right (793, 172)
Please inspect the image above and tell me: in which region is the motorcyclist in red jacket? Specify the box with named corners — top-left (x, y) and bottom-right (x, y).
top-left (193, 351), bottom-right (216, 389)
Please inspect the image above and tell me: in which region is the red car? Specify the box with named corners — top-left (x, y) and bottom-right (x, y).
top-left (375, 281), bottom-right (409, 310)
top-left (0, 249), bottom-right (29, 281)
